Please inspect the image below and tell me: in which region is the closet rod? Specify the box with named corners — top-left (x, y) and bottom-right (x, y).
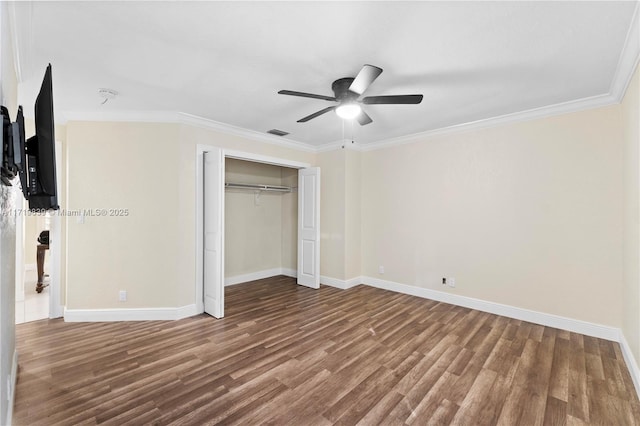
top-left (225, 182), bottom-right (292, 193)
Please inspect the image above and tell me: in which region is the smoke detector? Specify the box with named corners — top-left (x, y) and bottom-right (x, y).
top-left (98, 88), bottom-right (118, 105)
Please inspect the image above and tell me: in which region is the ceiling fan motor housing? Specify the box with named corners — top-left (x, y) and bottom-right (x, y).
top-left (332, 78), bottom-right (358, 101)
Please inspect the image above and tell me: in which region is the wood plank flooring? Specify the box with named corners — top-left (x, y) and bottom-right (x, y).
top-left (13, 276), bottom-right (640, 425)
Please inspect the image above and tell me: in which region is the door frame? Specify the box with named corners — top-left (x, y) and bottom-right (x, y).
top-left (195, 145), bottom-right (311, 314)
top-left (13, 140), bottom-right (63, 319)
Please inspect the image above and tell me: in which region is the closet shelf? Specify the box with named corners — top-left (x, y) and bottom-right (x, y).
top-left (225, 182), bottom-right (292, 193)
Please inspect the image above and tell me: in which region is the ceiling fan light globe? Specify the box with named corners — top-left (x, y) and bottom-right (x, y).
top-left (336, 103), bottom-right (361, 120)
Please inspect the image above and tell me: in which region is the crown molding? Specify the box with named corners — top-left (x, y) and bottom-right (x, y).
top-left (56, 3), bottom-right (640, 155)
top-left (610, 1), bottom-right (640, 102)
top-left (176, 112), bottom-right (317, 153)
top-left (359, 92), bottom-right (619, 152)
top-left (60, 110), bottom-right (318, 153)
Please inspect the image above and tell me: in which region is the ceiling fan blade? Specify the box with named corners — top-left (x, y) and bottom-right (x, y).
top-left (357, 110), bottom-right (373, 126)
top-left (278, 90), bottom-right (337, 102)
top-left (361, 94), bottom-right (423, 105)
top-left (348, 64), bottom-right (383, 95)
top-left (297, 106), bottom-right (336, 123)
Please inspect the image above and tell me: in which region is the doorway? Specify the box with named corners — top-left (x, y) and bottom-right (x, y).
top-left (224, 158), bottom-right (298, 285)
top-left (14, 139), bottom-right (63, 323)
top-left (14, 201), bottom-right (49, 323)
top-left (195, 147), bottom-right (319, 318)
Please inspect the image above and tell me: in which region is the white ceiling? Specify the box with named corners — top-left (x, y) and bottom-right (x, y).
top-left (12, 1), bottom-right (639, 148)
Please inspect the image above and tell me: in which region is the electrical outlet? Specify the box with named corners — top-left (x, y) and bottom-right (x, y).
top-left (378, 265), bottom-right (385, 274)
top-left (119, 290), bottom-right (127, 302)
top-left (447, 277), bottom-right (456, 288)
top-left (442, 277), bottom-right (447, 285)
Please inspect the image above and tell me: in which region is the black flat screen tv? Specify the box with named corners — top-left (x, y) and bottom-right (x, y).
top-left (26, 64), bottom-right (58, 210)
top-left (0, 64), bottom-right (59, 210)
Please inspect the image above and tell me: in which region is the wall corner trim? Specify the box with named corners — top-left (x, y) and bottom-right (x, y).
top-left (225, 268), bottom-right (297, 287)
top-left (63, 304), bottom-right (198, 322)
top-left (320, 275), bottom-right (361, 290)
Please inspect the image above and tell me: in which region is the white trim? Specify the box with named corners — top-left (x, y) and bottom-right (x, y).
top-left (60, 110), bottom-right (317, 153)
top-left (6, 350), bottom-right (18, 426)
top-left (619, 331), bottom-right (640, 400)
top-left (610, 1), bottom-right (640, 102)
top-left (195, 144), bottom-right (209, 315)
top-left (63, 304), bottom-right (198, 322)
top-left (225, 268), bottom-right (298, 286)
top-left (320, 275), bottom-right (361, 290)
top-left (195, 145), bottom-right (311, 315)
top-left (177, 113), bottom-right (316, 153)
top-left (359, 93), bottom-right (618, 152)
top-left (27, 3), bottom-right (640, 156)
top-left (48, 139), bottom-right (64, 319)
top-left (281, 268), bottom-right (297, 278)
top-left (24, 263), bottom-right (35, 272)
top-left (223, 149), bottom-right (310, 169)
top-left (361, 276), bottom-right (620, 342)
top-left (225, 268), bottom-right (284, 287)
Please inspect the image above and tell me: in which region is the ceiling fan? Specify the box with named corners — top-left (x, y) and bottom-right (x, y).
top-left (278, 64), bottom-right (423, 126)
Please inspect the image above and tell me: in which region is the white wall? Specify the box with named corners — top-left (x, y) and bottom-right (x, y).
top-left (622, 63), bottom-right (640, 365)
top-left (361, 105), bottom-right (624, 328)
top-left (0, 2), bottom-right (18, 423)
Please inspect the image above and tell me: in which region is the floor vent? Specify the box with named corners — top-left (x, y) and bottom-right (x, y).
top-left (267, 129), bottom-right (289, 137)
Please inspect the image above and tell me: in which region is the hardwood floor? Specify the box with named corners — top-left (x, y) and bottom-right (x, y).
top-left (13, 276), bottom-right (640, 425)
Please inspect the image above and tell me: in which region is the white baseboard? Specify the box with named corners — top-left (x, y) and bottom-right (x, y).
top-left (361, 276), bottom-right (620, 342)
top-left (24, 263), bottom-right (36, 272)
top-left (281, 268), bottom-right (297, 278)
top-left (6, 350), bottom-right (18, 426)
top-left (225, 268), bottom-right (297, 286)
top-left (63, 304), bottom-right (199, 322)
top-left (320, 275), bottom-right (361, 290)
top-left (619, 331), bottom-right (640, 399)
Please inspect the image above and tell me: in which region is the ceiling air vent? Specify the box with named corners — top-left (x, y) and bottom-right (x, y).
top-left (267, 129), bottom-right (289, 137)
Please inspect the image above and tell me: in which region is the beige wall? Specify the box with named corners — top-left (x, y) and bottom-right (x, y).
top-left (317, 149), bottom-right (346, 280)
top-left (66, 122), bottom-right (182, 309)
top-left (61, 68), bottom-right (636, 359)
top-left (362, 105), bottom-right (624, 327)
top-left (224, 158), bottom-right (296, 277)
top-left (345, 149), bottom-right (361, 280)
top-left (64, 121), bottom-right (313, 309)
top-left (622, 64), bottom-right (640, 364)
top-left (315, 147), bottom-right (362, 281)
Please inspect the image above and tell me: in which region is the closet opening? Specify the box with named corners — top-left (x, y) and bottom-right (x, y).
top-left (223, 158), bottom-right (298, 287)
top-left (196, 146), bottom-right (320, 319)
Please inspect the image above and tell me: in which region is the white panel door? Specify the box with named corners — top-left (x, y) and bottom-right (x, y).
top-left (297, 167), bottom-right (320, 289)
top-left (203, 150), bottom-right (224, 318)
